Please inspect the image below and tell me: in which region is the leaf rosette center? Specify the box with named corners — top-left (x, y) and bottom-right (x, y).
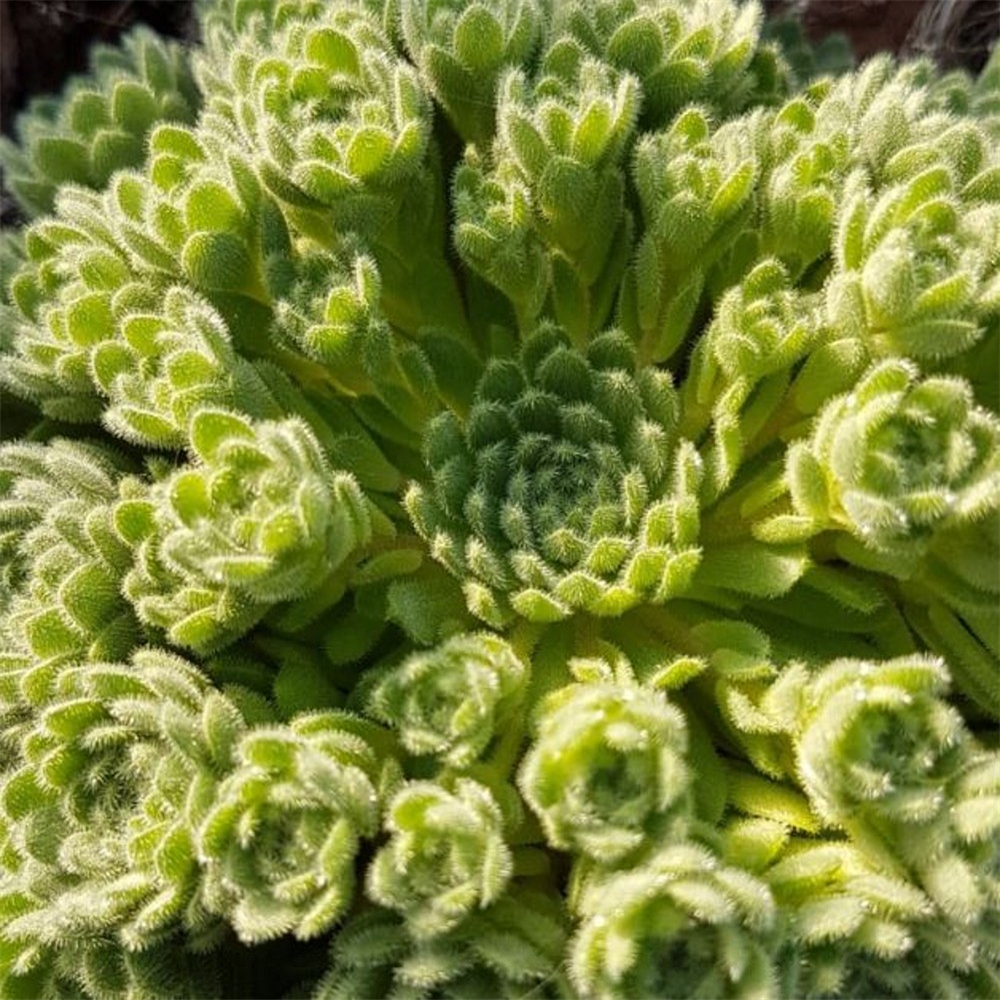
top-left (788, 360), bottom-right (1000, 560)
top-left (406, 325), bottom-right (703, 624)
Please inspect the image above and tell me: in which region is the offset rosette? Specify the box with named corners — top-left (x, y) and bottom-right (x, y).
top-left (107, 152), bottom-right (288, 306)
top-left (2, 141), bottom-right (296, 427)
top-left (201, 4), bottom-right (431, 237)
top-left (571, 841), bottom-right (777, 1000)
top-left (682, 258), bottom-right (825, 494)
top-left (0, 650), bottom-right (249, 989)
top-left (620, 108), bottom-right (759, 364)
top-left (766, 839), bottom-right (935, 1000)
top-left (314, 889), bottom-right (567, 1000)
top-left (272, 244), bottom-right (451, 430)
top-left (367, 633), bottom-right (527, 768)
top-left (452, 155), bottom-right (549, 333)
top-left (2, 188), bottom-right (145, 424)
top-left (768, 828), bottom-right (1000, 1000)
top-left (0, 25), bottom-right (199, 217)
top-left (405, 326), bottom-right (703, 626)
top-left (153, 413), bottom-right (370, 598)
top-left (0, 439), bottom-right (137, 666)
top-left (826, 162), bottom-right (1000, 362)
top-left (786, 361), bottom-right (1000, 568)
top-left (273, 245), bottom-right (389, 393)
top-left (196, 2), bottom-right (469, 337)
top-left (518, 680), bottom-right (690, 862)
top-left (454, 54), bottom-right (639, 340)
top-left (122, 411), bottom-right (372, 653)
top-left (367, 778), bottom-right (513, 939)
top-left (701, 260), bottom-right (823, 392)
top-left (549, 0), bottom-right (765, 127)
top-left (93, 286), bottom-right (290, 450)
top-left (795, 655), bottom-right (1000, 929)
top-left (401, 0), bottom-right (542, 145)
top-left (756, 90), bottom-right (853, 280)
top-left (797, 655), bottom-right (966, 829)
top-left (198, 712), bottom-right (392, 942)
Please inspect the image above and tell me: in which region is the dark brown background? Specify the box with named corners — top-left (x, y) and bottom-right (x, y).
top-left (787, 0), bottom-right (929, 55)
top-left (771, 0), bottom-right (1000, 68)
top-left (1, 1), bottom-right (195, 134)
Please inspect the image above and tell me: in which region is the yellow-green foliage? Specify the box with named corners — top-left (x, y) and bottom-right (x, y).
top-left (1, 2), bottom-right (998, 999)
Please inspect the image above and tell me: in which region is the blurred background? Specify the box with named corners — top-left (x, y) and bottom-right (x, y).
top-left (767, 0), bottom-right (999, 69)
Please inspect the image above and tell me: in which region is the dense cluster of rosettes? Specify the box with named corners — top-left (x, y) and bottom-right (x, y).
top-left (0, 1), bottom-right (998, 999)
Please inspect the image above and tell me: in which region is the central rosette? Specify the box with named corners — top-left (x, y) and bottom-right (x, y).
top-left (406, 325), bottom-right (703, 624)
